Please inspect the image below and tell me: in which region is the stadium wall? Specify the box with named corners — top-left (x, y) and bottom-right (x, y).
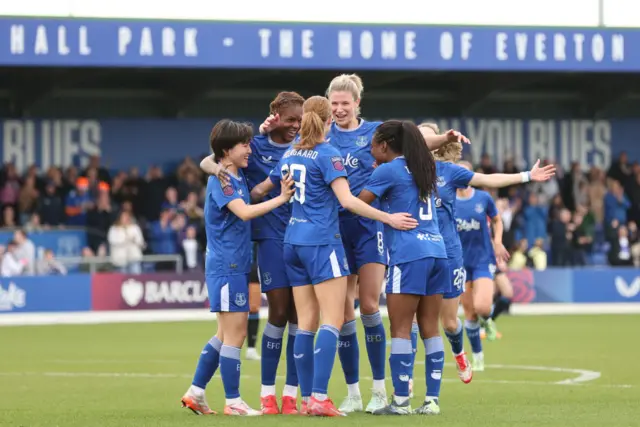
top-left (0, 268), bottom-right (639, 325)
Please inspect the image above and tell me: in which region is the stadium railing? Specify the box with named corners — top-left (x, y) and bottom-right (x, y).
top-left (55, 254), bottom-right (184, 274)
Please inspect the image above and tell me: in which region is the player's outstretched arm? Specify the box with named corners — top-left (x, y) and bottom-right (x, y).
top-left (228, 175), bottom-right (294, 221)
top-left (425, 129), bottom-right (470, 150)
top-left (469, 159), bottom-right (556, 188)
top-left (250, 177), bottom-right (277, 203)
top-left (331, 178), bottom-right (417, 231)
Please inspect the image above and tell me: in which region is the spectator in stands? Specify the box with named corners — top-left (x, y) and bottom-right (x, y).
top-left (37, 181), bottom-right (64, 226)
top-left (604, 180), bottom-right (631, 229)
top-left (587, 167), bottom-right (607, 224)
top-left (110, 171), bottom-right (128, 206)
top-left (181, 225), bottom-right (200, 271)
top-left (149, 208), bottom-right (180, 270)
top-left (124, 167), bottom-right (144, 217)
top-left (36, 249), bottom-right (67, 275)
top-left (528, 238), bottom-right (548, 270)
top-left (628, 221), bottom-right (640, 267)
top-left (1, 164), bottom-right (20, 213)
top-left (63, 166), bottom-right (79, 195)
top-left (563, 162), bottom-right (588, 212)
top-left (181, 191), bottom-right (204, 224)
top-left (1, 240), bottom-right (25, 277)
top-left (607, 222), bottom-right (635, 266)
top-left (524, 193), bottom-right (547, 247)
top-left (84, 155), bottom-right (111, 185)
top-left (65, 177), bottom-right (93, 226)
top-left (162, 187), bottom-right (180, 216)
top-left (509, 239), bottom-right (530, 270)
top-left (529, 159), bottom-right (560, 206)
top-left (550, 208), bottom-right (573, 266)
top-left (107, 210), bottom-right (145, 274)
top-left (177, 169), bottom-right (202, 201)
top-left (571, 209), bottom-right (592, 266)
top-left (479, 153), bottom-right (497, 174)
top-left (497, 158), bottom-right (518, 199)
top-left (85, 167), bottom-right (101, 199)
top-left (13, 229), bottom-right (35, 275)
top-left (627, 168), bottom-right (640, 225)
top-left (143, 166), bottom-right (168, 221)
top-left (2, 206), bottom-right (16, 227)
top-left (608, 152), bottom-right (632, 191)
top-left (18, 176), bottom-right (39, 225)
top-left (87, 189), bottom-right (116, 253)
top-left (23, 213), bottom-right (42, 233)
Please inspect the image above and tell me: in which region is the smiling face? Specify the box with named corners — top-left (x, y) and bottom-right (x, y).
top-left (272, 103), bottom-right (303, 143)
top-left (226, 141), bottom-right (252, 169)
top-left (329, 90), bottom-right (359, 128)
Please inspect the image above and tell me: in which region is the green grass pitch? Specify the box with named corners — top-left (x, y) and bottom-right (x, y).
top-left (0, 314), bottom-right (638, 427)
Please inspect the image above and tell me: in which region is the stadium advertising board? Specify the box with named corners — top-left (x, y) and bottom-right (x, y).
top-left (0, 118), bottom-right (632, 174)
top-left (0, 229), bottom-right (86, 257)
top-left (0, 274), bottom-right (92, 312)
top-left (0, 18), bottom-right (637, 71)
top-left (1, 0), bottom-right (636, 28)
top-left (91, 272), bottom-right (209, 310)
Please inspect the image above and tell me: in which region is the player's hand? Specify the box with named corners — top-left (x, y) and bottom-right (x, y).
top-left (259, 114), bottom-right (280, 135)
top-left (386, 213), bottom-right (419, 230)
top-left (497, 259), bottom-right (508, 272)
top-left (214, 162), bottom-right (232, 186)
top-left (494, 242), bottom-right (510, 263)
top-left (445, 129), bottom-right (470, 144)
top-left (279, 173), bottom-right (295, 201)
top-left (530, 159), bottom-right (556, 182)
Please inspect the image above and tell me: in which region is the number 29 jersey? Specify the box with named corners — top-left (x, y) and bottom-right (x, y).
top-left (270, 142), bottom-right (348, 246)
top-left (364, 156), bottom-right (447, 266)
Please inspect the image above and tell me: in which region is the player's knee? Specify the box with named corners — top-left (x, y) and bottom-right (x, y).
top-left (358, 293), bottom-right (380, 315)
top-left (441, 315), bottom-right (459, 333)
top-left (474, 300), bottom-right (492, 317)
top-left (267, 304), bottom-right (289, 327)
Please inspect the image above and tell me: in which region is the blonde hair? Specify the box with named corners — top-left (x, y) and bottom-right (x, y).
top-left (457, 160), bottom-right (473, 171)
top-left (296, 96), bottom-right (331, 150)
top-left (420, 122), bottom-right (463, 163)
top-left (326, 74), bottom-right (364, 116)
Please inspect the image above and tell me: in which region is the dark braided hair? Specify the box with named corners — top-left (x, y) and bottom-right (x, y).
top-left (269, 91), bottom-right (305, 115)
top-left (373, 120), bottom-right (438, 201)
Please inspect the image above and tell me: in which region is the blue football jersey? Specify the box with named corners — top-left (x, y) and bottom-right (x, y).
top-left (327, 120), bottom-right (381, 214)
top-left (245, 135), bottom-right (292, 241)
top-left (456, 189), bottom-right (498, 268)
top-left (204, 173), bottom-right (252, 277)
top-left (435, 161), bottom-right (475, 259)
top-left (270, 143), bottom-right (347, 246)
top-left (365, 156), bottom-right (447, 266)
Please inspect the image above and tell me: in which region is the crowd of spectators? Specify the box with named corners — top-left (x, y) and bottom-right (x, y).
top-left (0, 151), bottom-right (639, 277)
top-left (0, 155), bottom-right (207, 276)
top-left (474, 152), bottom-right (640, 270)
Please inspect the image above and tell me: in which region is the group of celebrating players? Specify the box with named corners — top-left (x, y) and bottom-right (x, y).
top-left (179, 74), bottom-right (557, 417)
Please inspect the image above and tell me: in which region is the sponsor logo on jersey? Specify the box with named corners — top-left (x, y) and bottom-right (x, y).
top-left (355, 136), bottom-right (368, 147)
top-left (435, 197), bottom-right (442, 208)
top-left (343, 153), bottom-right (359, 169)
top-left (222, 184), bottom-right (234, 196)
top-left (331, 156), bottom-right (345, 171)
top-left (436, 176), bottom-right (446, 187)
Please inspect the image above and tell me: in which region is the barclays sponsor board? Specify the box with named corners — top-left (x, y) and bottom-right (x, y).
top-left (1, 118), bottom-right (636, 173)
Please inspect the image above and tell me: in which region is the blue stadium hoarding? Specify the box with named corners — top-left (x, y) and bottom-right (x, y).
top-left (0, 18), bottom-right (637, 71)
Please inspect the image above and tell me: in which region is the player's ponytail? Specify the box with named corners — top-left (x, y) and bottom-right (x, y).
top-left (374, 120), bottom-right (438, 202)
top-left (295, 96), bottom-right (331, 150)
top-left (401, 121), bottom-right (438, 201)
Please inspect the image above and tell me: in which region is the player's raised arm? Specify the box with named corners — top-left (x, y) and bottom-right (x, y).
top-left (331, 177), bottom-right (417, 230)
top-left (469, 159), bottom-right (556, 188)
top-left (418, 122), bottom-right (470, 150)
top-left (228, 174), bottom-right (294, 221)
